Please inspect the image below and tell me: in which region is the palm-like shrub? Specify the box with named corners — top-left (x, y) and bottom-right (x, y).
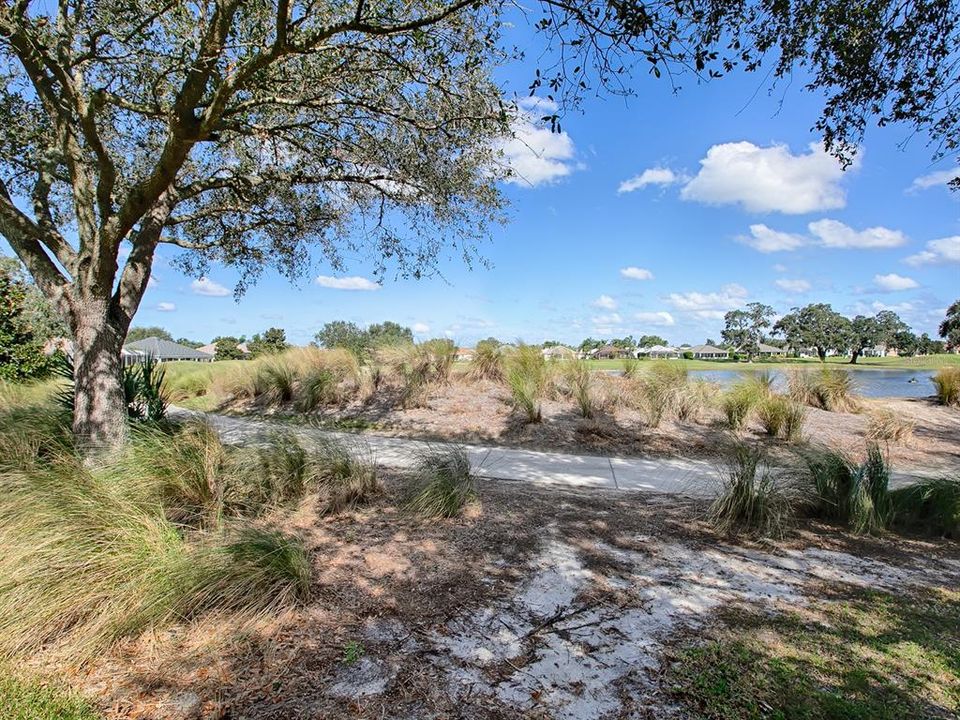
top-left (890, 477), bottom-right (960, 538)
top-left (932, 366), bottom-right (960, 407)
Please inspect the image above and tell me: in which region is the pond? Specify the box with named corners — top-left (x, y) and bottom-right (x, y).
top-left (686, 368), bottom-right (937, 399)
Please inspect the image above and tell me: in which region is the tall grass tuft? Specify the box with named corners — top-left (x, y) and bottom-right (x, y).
top-left (621, 356), bottom-right (639, 379)
top-left (506, 344), bottom-right (547, 423)
top-left (890, 477), bottom-right (960, 538)
top-left (788, 367), bottom-right (860, 412)
top-left (563, 359), bottom-right (596, 419)
top-left (467, 340), bottom-right (504, 382)
top-left (0, 459), bottom-right (309, 659)
top-left (377, 343), bottom-right (433, 408)
top-left (866, 407), bottom-right (915, 445)
top-left (795, 444), bottom-right (891, 533)
top-left (635, 361), bottom-right (688, 427)
top-left (312, 437), bottom-right (381, 515)
top-left (932, 366), bottom-right (960, 407)
top-left (406, 446), bottom-right (476, 518)
top-left (721, 382), bottom-right (762, 430)
top-left (756, 395), bottom-right (806, 441)
top-left (709, 442), bottom-right (797, 538)
top-left (421, 338), bottom-right (457, 384)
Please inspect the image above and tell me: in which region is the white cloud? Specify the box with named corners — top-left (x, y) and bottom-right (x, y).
top-left (693, 310), bottom-right (727, 320)
top-left (620, 266), bottom-right (654, 281)
top-left (808, 219), bottom-right (907, 249)
top-left (191, 277), bottom-right (230, 297)
top-left (775, 278), bottom-right (811, 294)
top-left (412, 322), bottom-right (430, 334)
top-left (908, 168), bottom-right (958, 192)
top-left (634, 311), bottom-right (675, 327)
top-left (156, 302), bottom-right (176, 312)
top-left (773, 263), bottom-right (788, 273)
top-left (904, 236), bottom-right (960, 265)
top-left (738, 224), bottom-right (807, 253)
top-left (617, 167), bottom-right (682, 194)
top-left (592, 294), bottom-right (618, 310)
top-left (499, 97), bottom-right (577, 188)
top-left (873, 273), bottom-right (919, 292)
top-left (591, 312), bottom-right (623, 326)
top-left (666, 283), bottom-right (748, 312)
top-left (315, 275), bottom-right (380, 291)
top-left (681, 141), bottom-right (851, 214)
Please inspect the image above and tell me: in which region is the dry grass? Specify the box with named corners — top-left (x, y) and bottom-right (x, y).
top-left (788, 367), bottom-right (860, 413)
top-left (932, 366), bottom-right (960, 407)
top-left (866, 407), bottom-right (915, 445)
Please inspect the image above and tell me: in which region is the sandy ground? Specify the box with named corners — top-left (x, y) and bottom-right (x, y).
top-left (245, 379), bottom-right (960, 476)
top-left (64, 475), bottom-right (960, 720)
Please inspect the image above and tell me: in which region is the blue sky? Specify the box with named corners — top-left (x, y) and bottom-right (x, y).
top-left (8, 23), bottom-right (960, 347)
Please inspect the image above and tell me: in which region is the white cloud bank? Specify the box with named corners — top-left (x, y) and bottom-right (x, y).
top-left (620, 266), bottom-right (654, 280)
top-left (191, 277), bottom-right (230, 297)
top-left (499, 97), bottom-right (577, 188)
top-left (775, 278), bottom-right (811, 293)
top-left (412, 322), bottom-right (430, 334)
top-left (618, 167), bottom-right (683, 194)
top-left (634, 311), bottom-right (675, 327)
top-left (808, 219), bottom-right (907, 249)
top-left (666, 283), bottom-right (748, 315)
top-left (592, 294), bottom-right (618, 310)
top-left (908, 168), bottom-right (958, 192)
top-left (739, 224), bottom-right (807, 253)
top-left (680, 141), bottom-right (851, 214)
top-left (315, 275), bottom-right (380, 291)
top-left (156, 302), bottom-right (176, 312)
top-left (905, 236), bottom-right (960, 265)
top-left (873, 273), bottom-right (918, 292)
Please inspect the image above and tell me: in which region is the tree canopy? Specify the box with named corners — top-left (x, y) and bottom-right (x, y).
top-left (0, 261), bottom-right (52, 380)
top-left (941, 300), bottom-right (960, 349)
top-left (248, 327), bottom-right (288, 357)
top-left (315, 320), bottom-right (413, 358)
top-left (721, 302), bottom-right (774, 360)
top-left (774, 304), bottom-right (851, 361)
top-left (126, 326), bottom-right (174, 343)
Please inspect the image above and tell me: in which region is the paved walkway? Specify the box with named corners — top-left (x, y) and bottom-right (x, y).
top-left (171, 409), bottom-right (930, 498)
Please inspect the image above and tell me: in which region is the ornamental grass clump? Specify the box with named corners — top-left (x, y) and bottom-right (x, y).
top-left (406, 445), bottom-right (476, 518)
top-left (312, 437), bottom-right (381, 515)
top-left (468, 340), bottom-right (504, 382)
top-left (756, 394), bottom-right (806, 441)
top-left (932, 366), bottom-right (960, 407)
top-left (506, 344), bottom-right (548, 423)
top-left (635, 361), bottom-right (688, 427)
top-left (0, 427), bottom-right (311, 660)
top-left (866, 407), bottom-right (915, 445)
top-left (709, 442), bottom-right (798, 539)
top-left (563, 359), bottom-right (596, 419)
top-left (788, 367), bottom-right (860, 412)
top-left (890, 477), bottom-right (960, 538)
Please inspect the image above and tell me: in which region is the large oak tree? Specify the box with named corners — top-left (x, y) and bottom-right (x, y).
top-left (1, 0), bottom-right (957, 452)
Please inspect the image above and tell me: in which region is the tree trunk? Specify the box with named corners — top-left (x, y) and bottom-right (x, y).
top-left (817, 347), bottom-right (827, 362)
top-left (71, 302), bottom-right (128, 457)
top-left (849, 350), bottom-right (860, 364)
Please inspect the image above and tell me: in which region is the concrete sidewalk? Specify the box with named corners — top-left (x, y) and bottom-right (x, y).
top-left (173, 409), bottom-right (717, 497)
top-left (172, 409), bottom-right (930, 497)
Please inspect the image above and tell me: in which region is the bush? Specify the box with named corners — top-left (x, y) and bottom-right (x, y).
top-left (312, 437), bottom-right (381, 515)
top-left (721, 383), bottom-right (762, 430)
top-left (890, 477), bottom-right (960, 538)
top-left (788, 367), bottom-right (860, 412)
top-left (795, 444), bottom-right (891, 533)
top-left (54, 353), bottom-right (169, 422)
top-left (866, 407), bottom-right (915, 445)
top-left (506, 344), bottom-right (547, 423)
top-left (635, 361), bottom-right (688, 427)
top-left (468, 340), bottom-right (504, 382)
top-left (756, 395), bottom-right (805, 441)
top-left (709, 443), bottom-right (797, 538)
top-left (406, 446), bottom-right (476, 518)
top-left (932, 366), bottom-right (960, 407)
top-left (0, 455), bottom-right (309, 659)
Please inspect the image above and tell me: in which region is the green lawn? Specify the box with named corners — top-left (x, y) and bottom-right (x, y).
top-left (0, 673), bottom-right (100, 720)
top-left (668, 587), bottom-right (960, 719)
top-left (585, 354), bottom-right (960, 372)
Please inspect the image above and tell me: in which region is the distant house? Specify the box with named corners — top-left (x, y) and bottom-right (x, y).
top-left (197, 340), bottom-right (250, 357)
top-left (689, 344), bottom-right (730, 360)
top-left (756, 343), bottom-right (787, 357)
top-left (124, 337), bottom-right (214, 362)
top-left (455, 347), bottom-right (475, 362)
top-left (594, 344), bottom-right (630, 360)
top-left (44, 337), bottom-right (145, 366)
top-left (635, 345), bottom-right (679, 359)
top-left (542, 346), bottom-right (575, 361)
